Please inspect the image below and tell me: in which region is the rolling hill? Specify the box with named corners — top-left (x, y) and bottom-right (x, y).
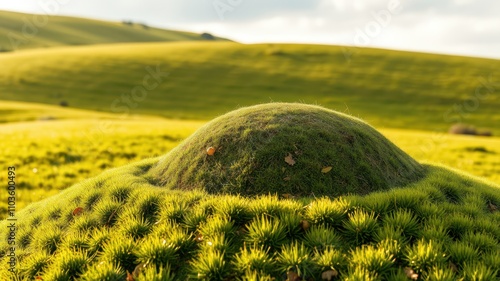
top-left (1, 104), bottom-right (499, 280)
top-left (0, 41), bottom-right (498, 134)
top-left (1, 100), bottom-right (499, 217)
top-left (0, 10), bottom-right (228, 51)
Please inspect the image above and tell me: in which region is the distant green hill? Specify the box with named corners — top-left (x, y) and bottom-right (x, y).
top-left (0, 10), bottom-right (228, 51)
top-left (0, 41), bottom-right (498, 134)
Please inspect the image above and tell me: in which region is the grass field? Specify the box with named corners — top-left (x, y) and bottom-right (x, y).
top-left (0, 41), bottom-right (498, 135)
top-left (0, 10), bottom-right (227, 51)
top-left (1, 104), bottom-right (499, 280)
top-left (1, 101), bottom-right (499, 218)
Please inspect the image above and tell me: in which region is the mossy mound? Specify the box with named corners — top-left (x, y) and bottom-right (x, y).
top-left (149, 103), bottom-right (424, 196)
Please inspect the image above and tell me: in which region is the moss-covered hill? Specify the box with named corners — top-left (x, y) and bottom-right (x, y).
top-left (0, 104), bottom-right (499, 280)
top-left (149, 103), bottom-right (424, 196)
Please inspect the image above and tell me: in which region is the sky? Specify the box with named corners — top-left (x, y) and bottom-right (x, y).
top-left (1, 0), bottom-right (499, 59)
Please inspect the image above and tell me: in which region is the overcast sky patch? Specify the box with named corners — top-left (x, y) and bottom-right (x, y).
top-left (0, 0), bottom-right (498, 58)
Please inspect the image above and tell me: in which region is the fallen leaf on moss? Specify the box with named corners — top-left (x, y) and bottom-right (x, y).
top-left (132, 263), bottom-right (146, 277)
top-left (287, 271), bottom-right (301, 281)
top-left (321, 269), bottom-right (338, 280)
top-left (449, 262), bottom-right (458, 273)
top-left (126, 271), bottom-right (134, 281)
top-left (195, 234), bottom-right (204, 243)
top-left (285, 153), bottom-right (296, 166)
top-left (207, 147), bottom-right (216, 156)
top-left (236, 227), bottom-right (247, 235)
top-left (72, 207), bottom-right (84, 216)
top-left (404, 267), bottom-right (413, 275)
top-left (488, 202), bottom-right (497, 213)
top-left (404, 267), bottom-right (418, 280)
top-left (300, 220), bottom-right (311, 231)
top-left (321, 166), bottom-right (333, 174)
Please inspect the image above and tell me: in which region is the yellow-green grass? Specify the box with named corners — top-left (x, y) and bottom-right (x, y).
top-left (0, 102), bottom-right (204, 216)
top-left (383, 129), bottom-right (500, 184)
top-left (1, 104), bottom-right (499, 279)
top-left (0, 10), bottom-right (228, 51)
top-left (1, 101), bottom-right (499, 218)
top-left (0, 149), bottom-right (499, 280)
top-left (0, 41), bottom-right (498, 134)
top-left (0, 100), bottom-right (120, 123)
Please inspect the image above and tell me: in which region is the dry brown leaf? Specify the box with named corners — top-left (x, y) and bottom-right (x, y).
top-left (207, 147), bottom-right (216, 156)
top-left (132, 263), bottom-right (146, 277)
top-left (321, 269), bottom-right (338, 280)
top-left (404, 267), bottom-right (418, 280)
top-left (287, 271), bottom-right (301, 281)
top-left (321, 166), bottom-right (333, 174)
top-left (300, 220), bottom-right (311, 231)
top-left (126, 271), bottom-right (135, 281)
top-left (404, 267), bottom-right (413, 275)
top-left (285, 153), bottom-right (296, 166)
top-left (449, 262), bottom-right (458, 273)
top-left (72, 207), bottom-right (84, 216)
top-left (235, 226), bottom-right (247, 235)
top-left (488, 202), bottom-right (498, 213)
top-left (195, 234), bottom-right (204, 243)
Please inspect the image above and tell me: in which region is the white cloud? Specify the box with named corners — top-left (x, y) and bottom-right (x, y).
top-left (0, 0), bottom-right (498, 58)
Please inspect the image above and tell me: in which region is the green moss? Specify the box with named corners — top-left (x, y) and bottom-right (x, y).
top-left (150, 103), bottom-right (424, 196)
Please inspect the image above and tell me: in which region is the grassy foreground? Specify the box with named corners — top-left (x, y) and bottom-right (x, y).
top-left (0, 104), bottom-right (499, 280)
top-left (0, 10), bottom-right (227, 51)
top-left (0, 42), bottom-right (498, 134)
top-left (0, 160), bottom-right (498, 280)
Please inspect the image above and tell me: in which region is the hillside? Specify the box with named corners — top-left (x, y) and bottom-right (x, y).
top-left (0, 10), bottom-right (228, 51)
top-left (1, 104), bottom-right (499, 280)
top-left (0, 42), bottom-right (498, 134)
top-left (1, 101), bottom-right (499, 218)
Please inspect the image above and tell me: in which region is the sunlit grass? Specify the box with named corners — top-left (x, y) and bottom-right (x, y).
top-left (1, 102), bottom-right (499, 218)
top-left (0, 159), bottom-right (497, 279)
